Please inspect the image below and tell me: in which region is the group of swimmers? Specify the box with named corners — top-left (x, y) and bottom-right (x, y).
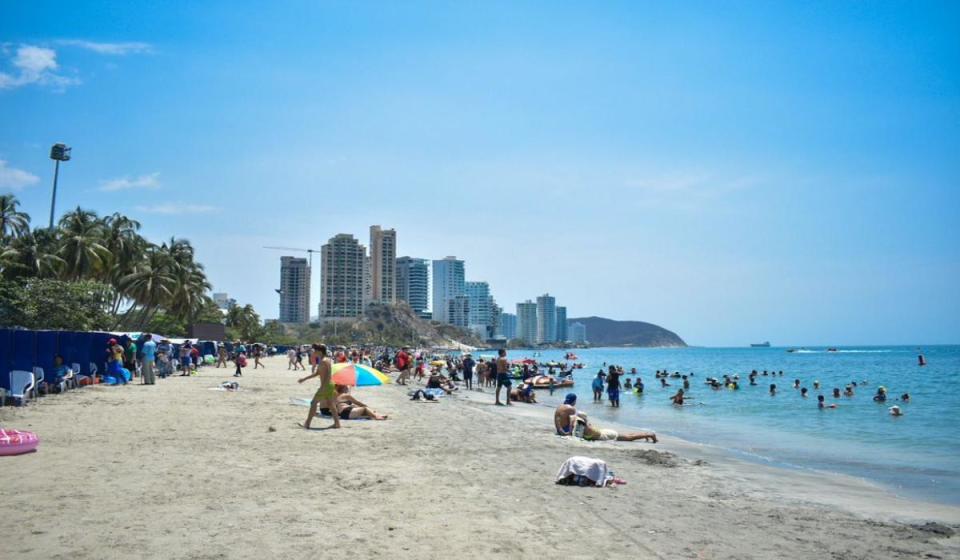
top-left (585, 363), bottom-right (913, 417)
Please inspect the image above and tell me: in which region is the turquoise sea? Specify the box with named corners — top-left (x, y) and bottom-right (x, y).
top-left (489, 345), bottom-right (960, 505)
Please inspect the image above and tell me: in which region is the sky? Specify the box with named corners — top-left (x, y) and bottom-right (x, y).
top-left (1, 1), bottom-right (958, 346)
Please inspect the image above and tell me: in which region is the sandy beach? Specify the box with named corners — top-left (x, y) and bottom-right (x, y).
top-left (2, 356), bottom-right (958, 560)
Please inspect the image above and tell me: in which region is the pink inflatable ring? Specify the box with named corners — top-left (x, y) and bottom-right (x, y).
top-left (0, 428), bottom-right (39, 456)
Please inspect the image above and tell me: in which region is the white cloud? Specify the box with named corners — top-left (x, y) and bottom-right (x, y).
top-left (135, 204), bottom-right (219, 215)
top-left (58, 40), bottom-right (153, 55)
top-left (0, 44), bottom-right (78, 90)
top-left (0, 159), bottom-right (40, 192)
top-left (99, 172), bottom-right (161, 192)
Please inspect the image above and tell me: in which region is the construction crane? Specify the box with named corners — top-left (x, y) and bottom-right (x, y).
top-left (262, 246), bottom-right (321, 268)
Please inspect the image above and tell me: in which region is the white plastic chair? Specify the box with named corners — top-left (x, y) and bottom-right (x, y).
top-left (8, 370), bottom-right (36, 406)
top-left (33, 366), bottom-right (51, 398)
top-left (66, 362), bottom-right (83, 389)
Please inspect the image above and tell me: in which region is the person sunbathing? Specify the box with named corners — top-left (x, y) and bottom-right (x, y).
top-left (510, 382), bottom-right (537, 403)
top-left (583, 421), bottom-right (657, 443)
top-left (554, 393), bottom-right (587, 435)
top-left (426, 373), bottom-right (456, 394)
top-left (329, 385), bottom-right (388, 420)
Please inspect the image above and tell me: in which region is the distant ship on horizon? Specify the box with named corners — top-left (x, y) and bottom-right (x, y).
top-left (750, 341), bottom-right (771, 347)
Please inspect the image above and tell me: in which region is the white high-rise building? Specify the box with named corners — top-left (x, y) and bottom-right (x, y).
top-left (536, 293), bottom-right (557, 344)
top-left (396, 257), bottom-right (430, 318)
top-left (500, 312), bottom-right (517, 340)
top-left (319, 234), bottom-right (366, 320)
top-left (212, 292), bottom-right (235, 310)
top-left (432, 256), bottom-right (465, 324)
top-left (279, 257), bottom-right (310, 324)
top-left (465, 281), bottom-right (491, 328)
top-left (449, 294), bottom-right (470, 328)
top-left (516, 300), bottom-right (538, 345)
top-left (569, 321), bottom-right (587, 344)
top-left (369, 226), bottom-right (396, 304)
top-left (556, 306), bottom-right (568, 343)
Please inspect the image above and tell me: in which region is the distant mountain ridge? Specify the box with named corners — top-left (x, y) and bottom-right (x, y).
top-left (570, 316), bottom-right (686, 347)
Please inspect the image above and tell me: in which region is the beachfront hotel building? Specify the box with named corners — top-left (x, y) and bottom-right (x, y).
top-left (432, 256), bottom-right (465, 324)
top-left (569, 321), bottom-right (587, 344)
top-left (465, 281), bottom-right (491, 328)
top-left (536, 293), bottom-right (558, 344)
top-left (212, 292), bottom-right (236, 310)
top-left (500, 312), bottom-right (517, 340)
top-left (449, 294), bottom-right (470, 328)
top-left (319, 234), bottom-right (367, 320)
top-left (278, 256), bottom-right (310, 324)
top-left (396, 256), bottom-right (430, 319)
top-left (369, 225), bottom-right (396, 304)
top-left (516, 300), bottom-right (538, 345)
top-left (556, 306), bottom-right (568, 343)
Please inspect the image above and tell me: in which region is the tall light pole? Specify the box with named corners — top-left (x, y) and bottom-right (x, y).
top-left (49, 143), bottom-right (72, 229)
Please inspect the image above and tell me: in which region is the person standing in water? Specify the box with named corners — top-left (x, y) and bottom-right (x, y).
top-left (298, 344), bottom-right (340, 430)
top-left (606, 365), bottom-right (622, 408)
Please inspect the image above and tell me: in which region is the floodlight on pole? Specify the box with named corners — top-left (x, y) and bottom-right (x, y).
top-left (49, 143), bottom-right (72, 229)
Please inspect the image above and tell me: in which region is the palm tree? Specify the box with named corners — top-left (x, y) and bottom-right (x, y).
top-left (0, 194), bottom-right (31, 240)
top-left (158, 261), bottom-right (211, 327)
top-left (101, 213), bottom-right (146, 314)
top-left (2, 228), bottom-right (64, 279)
top-left (57, 207), bottom-right (110, 281)
top-left (118, 246), bottom-right (176, 328)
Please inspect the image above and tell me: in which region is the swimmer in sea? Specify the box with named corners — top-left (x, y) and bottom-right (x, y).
top-left (818, 395), bottom-right (837, 409)
top-left (682, 375), bottom-right (690, 389)
top-left (660, 377), bottom-right (670, 388)
top-left (873, 387), bottom-right (888, 402)
top-left (769, 383), bottom-right (777, 396)
top-left (832, 388), bottom-right (841, 398)
top-left (813, 380), bottom-right (821, 390)
top-left (844, 385), bottom-right (854, 397)
top-left (635, 378), bottom-right (644, 393)
top-left (670, 388), bottom-right (687, 405)
top-left (794, 379), bottom-right (801, 390)
top-left (800, 387), bottom-right (809, 398)
top-left (900, 393), bottom-right (910, 402)
top-left (889, 405), bottom-right (903, 417)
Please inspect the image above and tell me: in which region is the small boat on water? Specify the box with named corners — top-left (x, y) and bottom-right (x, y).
top-left (530, 375), bottom-right (574, 389)
top-left (750, 342), bottom-right (771, 347)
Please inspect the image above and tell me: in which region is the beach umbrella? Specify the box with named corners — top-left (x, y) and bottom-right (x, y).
top-left (331, 363), bottom-right (391, 387)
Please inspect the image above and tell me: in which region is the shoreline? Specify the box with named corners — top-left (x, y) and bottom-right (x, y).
top-left (1, 356), bottom-right (957, 559)
top-left (464, 389), bottom-right (960, 523)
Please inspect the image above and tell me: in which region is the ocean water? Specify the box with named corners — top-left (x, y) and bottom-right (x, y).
top-left (488, 346), bottom-right (960, 505)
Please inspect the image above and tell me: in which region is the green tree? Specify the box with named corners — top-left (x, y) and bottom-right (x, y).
top-left (57, 207), bottom-right (110, 281)
top-left (0, 278), bottom-right (113, 330)
top-left (0, 194), bottom-right (31, 240)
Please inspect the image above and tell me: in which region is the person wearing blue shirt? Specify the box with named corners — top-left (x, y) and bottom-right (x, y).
top-left (141, 334), bottom-right (158, 385)
top-left (592, 371), bottom-right (605, 402)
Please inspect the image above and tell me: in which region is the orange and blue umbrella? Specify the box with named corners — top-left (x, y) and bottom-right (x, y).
top-left (331, 363), bottom-right (391, 386)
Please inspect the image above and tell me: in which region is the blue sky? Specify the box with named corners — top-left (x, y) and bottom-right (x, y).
top-left (1, 1), bottom-right (958, 346)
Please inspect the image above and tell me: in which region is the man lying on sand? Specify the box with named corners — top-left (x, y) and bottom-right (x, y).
top-left (554, 393), bottom-right (585, 435)
top-left (554, 393), bottom-right (657, 443)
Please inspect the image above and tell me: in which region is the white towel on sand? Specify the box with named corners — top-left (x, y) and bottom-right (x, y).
top-left (556, 456), bottom-right (610, 487)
